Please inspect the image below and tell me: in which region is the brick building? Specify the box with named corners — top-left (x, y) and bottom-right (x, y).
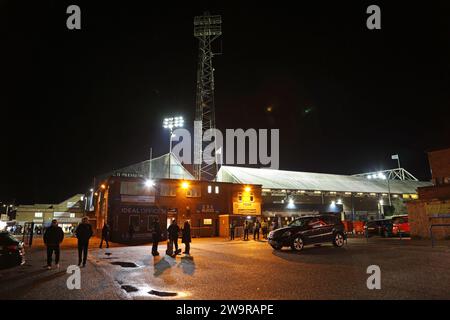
top-left (407, 147), bottom-right (450, 239)
top-left (94, 175), bottom-right (262, 243)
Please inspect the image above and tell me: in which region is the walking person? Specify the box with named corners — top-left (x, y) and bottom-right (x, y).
top-left (182, 220), bottom-right (191, 255)
top-left (74, 217), bottom-right (93, 267)
top-left (167, 219), bottom-right (180, 257)
top-left (229, 221), bottom-right (235, 240)
top-left (43, 219), bottom-right (64, 269)
top-left (151, 218), bottom-right (161, 256)
top-left (99, 223), bottom-right (110, 249)
top-left (253, 220), bottom-right (261, 240)
top-left (243, 220), bottom-right (250, 240)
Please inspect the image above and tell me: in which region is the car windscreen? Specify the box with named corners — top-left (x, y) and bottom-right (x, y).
top-left (288, 219), bottom-right (309, 227)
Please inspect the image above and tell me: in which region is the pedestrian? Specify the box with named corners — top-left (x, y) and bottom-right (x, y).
top-left (100, 223), bottom-right (110, 249)
top-left (243, 220), bottom-right (250, 240)
top-left (261, 220), bottom-right (268, 239)
top-left (253, 220), bottom-right (261, 240)
top-left (128, 224), bottom-right (134, 241)
top-left (74, 217), bottom-right (93, 267)
top-left (182, 220), bottom-right (191, 255)
top-left (43, 219), bottom-right (64, 269)
top-left (152, 218), bottom-right (161, 256)
top-left (229, 221), bottom-right (235, 240)
top-left (167, 219), bottom-right (180, 257)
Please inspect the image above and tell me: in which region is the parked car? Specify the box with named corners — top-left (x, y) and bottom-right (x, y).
top-left (0, 231), bottom-right (25, 269)
top-left (267, 214), bottom-right (346, 252)
top-left (364, 219), bottom-right (393, 237)
top-left (392, 215), bottom-right (410, 236)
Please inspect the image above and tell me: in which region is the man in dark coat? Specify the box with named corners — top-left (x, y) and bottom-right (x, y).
top-left (74, 217), bottom-right (93, 267)
top-left (152, 218), bottom-right (161, 256)
top-left (229, 221), bottom-right (235, 240)
top-left (100, 223), bottom-right (110, 249)
top-left (43, 219), bottom-right (64, 269)
top-left (167, 219), bottom-right (180, 256)
top-left (182, 220), bottom-right (191, 255)
top-left (243, 220), bottom-right (250, 240)
top-left (253, 220), bottom-right (261, 240)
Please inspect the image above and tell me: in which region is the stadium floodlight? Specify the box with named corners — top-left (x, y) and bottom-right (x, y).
top-left (163, 116), bottom-right (184, 179)
top-left (163, 116), bottom-right (184, 129)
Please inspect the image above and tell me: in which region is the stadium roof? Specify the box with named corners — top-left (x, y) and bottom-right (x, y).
top-left (217, 166), bottom-right (432, 194)
top-left (97, 153), bottom-right (195, 181)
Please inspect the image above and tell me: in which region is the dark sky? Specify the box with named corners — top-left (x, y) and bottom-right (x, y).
top-left (2, 1), bottom-right (450, 204)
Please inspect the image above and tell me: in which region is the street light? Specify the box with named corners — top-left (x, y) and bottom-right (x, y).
top-left (163, 116), bottom-right (184, 179)
top-left (145, 179), bottom-right (155, 188)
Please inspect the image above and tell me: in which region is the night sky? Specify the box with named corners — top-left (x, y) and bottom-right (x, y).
top-left (2, 1), bottom-right (450, 204)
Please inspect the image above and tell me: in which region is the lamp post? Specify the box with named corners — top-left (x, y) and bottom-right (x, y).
top-left (163, 116), bottom-right (184, 179)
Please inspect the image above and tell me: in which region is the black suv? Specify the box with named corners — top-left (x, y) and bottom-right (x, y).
top-left (268, 214), bottom-right (346, 251)
top-left (0, 231), bottom-right (25, 269)
top-left (364, 219), bottom-right (393, 237)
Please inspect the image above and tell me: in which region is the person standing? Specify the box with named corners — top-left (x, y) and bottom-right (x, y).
top-left (100, 223), bottom-right (110, 249)
top-left (253, 220), bottom-right (261, 240)
top-left (243, 220), bottom-right (250, 240)
top-left (182, 220), bottom-right (191, 255)
top-left (167, 220), bottom-right (180, 256)
top-left (261, 220), bottom-right (268, 239)
top-left (152, 218), bottom-right (161, 256)
top-left (74, 217), bottom-right (93, 267)
top-left (229, 221), bottom-right (235, 240)
top-left (43, 219), bottom-right (64, 269)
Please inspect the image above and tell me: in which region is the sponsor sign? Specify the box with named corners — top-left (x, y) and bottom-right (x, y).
top-left (233, 202), bottom-right (261, 215)
top-left (121, 195), bottom-right (155, 203)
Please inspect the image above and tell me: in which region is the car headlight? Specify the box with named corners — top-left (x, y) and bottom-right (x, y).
top-left (268, 231), bottom-right (274, 238)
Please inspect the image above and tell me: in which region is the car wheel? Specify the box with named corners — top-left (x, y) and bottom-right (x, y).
top-left (270, 244), bottom-right (282, 250)
top-left (291, 237), bottom-right (304, 252)
top-left (333, 232), bottom-right (345, 247)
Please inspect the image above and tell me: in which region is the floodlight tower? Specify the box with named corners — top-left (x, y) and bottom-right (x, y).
top-left (193, 12), bottom-right (222, 181)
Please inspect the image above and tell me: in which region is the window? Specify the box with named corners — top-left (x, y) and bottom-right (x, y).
top-left (186, 185), bottom-right (201, 198)
top-left (207, 185), bottom-right (212, 193)
top-left (215, 186), bottom-right (219, 194)
top-left (160, 183), bottom-right (177, 197)
top-left (120, 181), bottom-right (149, 196)
top-left (34, 212), bottom-right (43, 218)
top-left (203, 219), bottom-right (212, 225)
top-left (70, 213), bottom-right (75, 218)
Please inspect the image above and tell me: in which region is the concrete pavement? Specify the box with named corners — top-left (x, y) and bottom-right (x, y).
top-left (1, 236), bottom-right (450, 299)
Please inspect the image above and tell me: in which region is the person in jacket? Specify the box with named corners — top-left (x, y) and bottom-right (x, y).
top-left (152, 218), bottom-right (161, 256)
top-left (100, 223), bottom-right (110, 249)
top-left (229, 221), bottom-right (235, 240)
top-left (167, 219), bottom-right (180, 256)
top-left (182, 220), bottom-right (191, 255)
top-left (74, 217), bottom-right (93, 267)
top-left (43, 219), bottom-right (64, 269)
top-left (253, 220), bottom-right (261, 240)
top-left (243, 220), bottom-right (250, 240)
top-left (261, 220), bottom-right (268, 239)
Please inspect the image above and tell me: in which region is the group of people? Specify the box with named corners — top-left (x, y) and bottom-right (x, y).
top-left (43, 217), bottom-right (95, 269)
top-left (230, 219), bottom-right (275, 241)
top-left (43, 217), bottom-right (191, 269)
top-left (151, 218), bottom-right (191, 258)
